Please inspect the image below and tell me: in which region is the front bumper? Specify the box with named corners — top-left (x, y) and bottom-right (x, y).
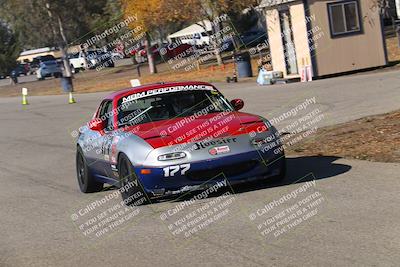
top-left (135, 149), bottom-right (285, 197)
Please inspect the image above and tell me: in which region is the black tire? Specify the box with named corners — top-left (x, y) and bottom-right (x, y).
top-left (76, 147), bottom-right (103, 193)
top-left (118, 153), bottom-right (149, 206)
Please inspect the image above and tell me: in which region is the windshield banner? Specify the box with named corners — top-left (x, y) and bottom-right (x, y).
top-left (122, 85), bottom-right (215, 103)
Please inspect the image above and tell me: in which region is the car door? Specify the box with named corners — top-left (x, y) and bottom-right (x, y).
top-left (87, 100), bottom-right (115, 177)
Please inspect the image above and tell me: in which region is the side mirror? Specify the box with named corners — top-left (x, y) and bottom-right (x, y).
top-left (231, 99), bottom-right (244, 111)
top-left (88, 118), bottom-right (106, 131)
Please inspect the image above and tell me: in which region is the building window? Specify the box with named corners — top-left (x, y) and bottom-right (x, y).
top-left (328, 0), bottom-right (361, 37)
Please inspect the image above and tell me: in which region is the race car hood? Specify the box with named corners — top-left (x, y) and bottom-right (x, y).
top-left (122, 112), bottom-right (267, 149)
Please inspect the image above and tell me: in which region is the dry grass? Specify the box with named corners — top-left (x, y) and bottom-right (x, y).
top-left (287, 110), bottom-right (400, 163)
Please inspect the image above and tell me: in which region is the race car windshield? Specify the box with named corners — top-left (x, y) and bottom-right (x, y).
top-left (117, 90), bottom-right (233, 127)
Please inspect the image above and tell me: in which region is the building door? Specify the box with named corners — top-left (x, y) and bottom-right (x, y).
top-left (279, 8), bottom-right (298, 75)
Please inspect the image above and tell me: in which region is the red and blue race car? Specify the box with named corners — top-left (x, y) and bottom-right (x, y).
top-left (76, 81), bottom-right (285, 205)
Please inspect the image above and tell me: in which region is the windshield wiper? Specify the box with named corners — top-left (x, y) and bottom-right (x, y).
top-left (119, 106), bottom-right (153, 128)
top-left (129, 106), bottom-right (153, 123)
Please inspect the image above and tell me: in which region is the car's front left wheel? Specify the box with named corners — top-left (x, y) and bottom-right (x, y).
top-left (76, 147), bottom-right (103, 193)
top-left (118, 153), bottom-right (149, 206)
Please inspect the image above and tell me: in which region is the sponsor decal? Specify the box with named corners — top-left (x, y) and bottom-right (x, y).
top-left (122, 85), bottom-right (215, 103)
top-left (110, 136), bottom-right (120, 164)
top-left (111, 164), bottom-right (118, 175)
top-left (193, 137), bottom-right (237, 150)
top-left (209, 145), bottom-right (230, 155)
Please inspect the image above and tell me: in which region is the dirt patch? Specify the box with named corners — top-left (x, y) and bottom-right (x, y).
top-left (287, 110), bottom-right (400, 163)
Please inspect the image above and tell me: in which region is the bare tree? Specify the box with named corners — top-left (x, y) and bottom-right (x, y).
top-left (45, 2), bottom-right (73, 77)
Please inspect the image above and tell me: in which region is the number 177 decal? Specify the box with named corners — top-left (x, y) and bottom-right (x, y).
top-left (163, 164), bottom-right (191, 177)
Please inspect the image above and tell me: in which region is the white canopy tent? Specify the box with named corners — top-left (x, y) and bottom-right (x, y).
top-left (167, 20), bottom-right (212, 45)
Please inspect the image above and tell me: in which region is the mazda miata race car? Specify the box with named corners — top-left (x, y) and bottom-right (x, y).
top-left (76, 81), bottom-right (285, 205)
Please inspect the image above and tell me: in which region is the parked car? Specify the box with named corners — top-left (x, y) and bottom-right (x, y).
top-left (68, 52), bottom-right (87, 73)
top-left (137, 44), bottom-right (161, 58)
top-left (69, 50), bottom-right (115, 72)
top-left (36, 60), bottom-right (63, 80)
top-left (31, 55), bottom-right (57, 67)
top-left (128, 43), bottom-right (167, 63)
top-left (13, 64), bottom-right (29, 76)
top-left (223, 31), bottom-right (268, 51)
top-left (30, 55), bottom-right (57, 75)
top-left (159, 43), bottom-right (195, 59)
top-left (109, 50), bottom-right (124, 60)
top-left (94, 51), bottom-right (115, 68)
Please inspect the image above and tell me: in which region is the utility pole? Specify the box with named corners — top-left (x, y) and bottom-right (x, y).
top-left (145, 32), bottom-right (157, 74)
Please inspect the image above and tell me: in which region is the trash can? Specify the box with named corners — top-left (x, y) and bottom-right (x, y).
top-left (235, 52), bottom-right (253, 78)
top-left (61, 76), bottom-right (73, 92)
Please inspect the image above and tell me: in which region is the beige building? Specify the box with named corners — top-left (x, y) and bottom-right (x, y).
top-left (17, 45), bottom-right (81, 63)
top-left (259, 0), bottom-right (388, 79)
top-left (18, 47), bottom-right (58, 63)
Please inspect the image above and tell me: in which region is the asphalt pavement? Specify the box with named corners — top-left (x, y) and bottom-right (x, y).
top-left (0, 69), bottom-right (400, 266)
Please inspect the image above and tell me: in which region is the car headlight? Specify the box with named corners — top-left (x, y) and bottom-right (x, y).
top-left (158, 152), bottom-right (186, 161)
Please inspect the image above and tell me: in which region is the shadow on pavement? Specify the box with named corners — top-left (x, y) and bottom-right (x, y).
top-left (164, 156), bottom-right (352, 203)
top-left (170, 156), bottom-right (351, 202)
top-left (233, 156), bottom-right (352, 194)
